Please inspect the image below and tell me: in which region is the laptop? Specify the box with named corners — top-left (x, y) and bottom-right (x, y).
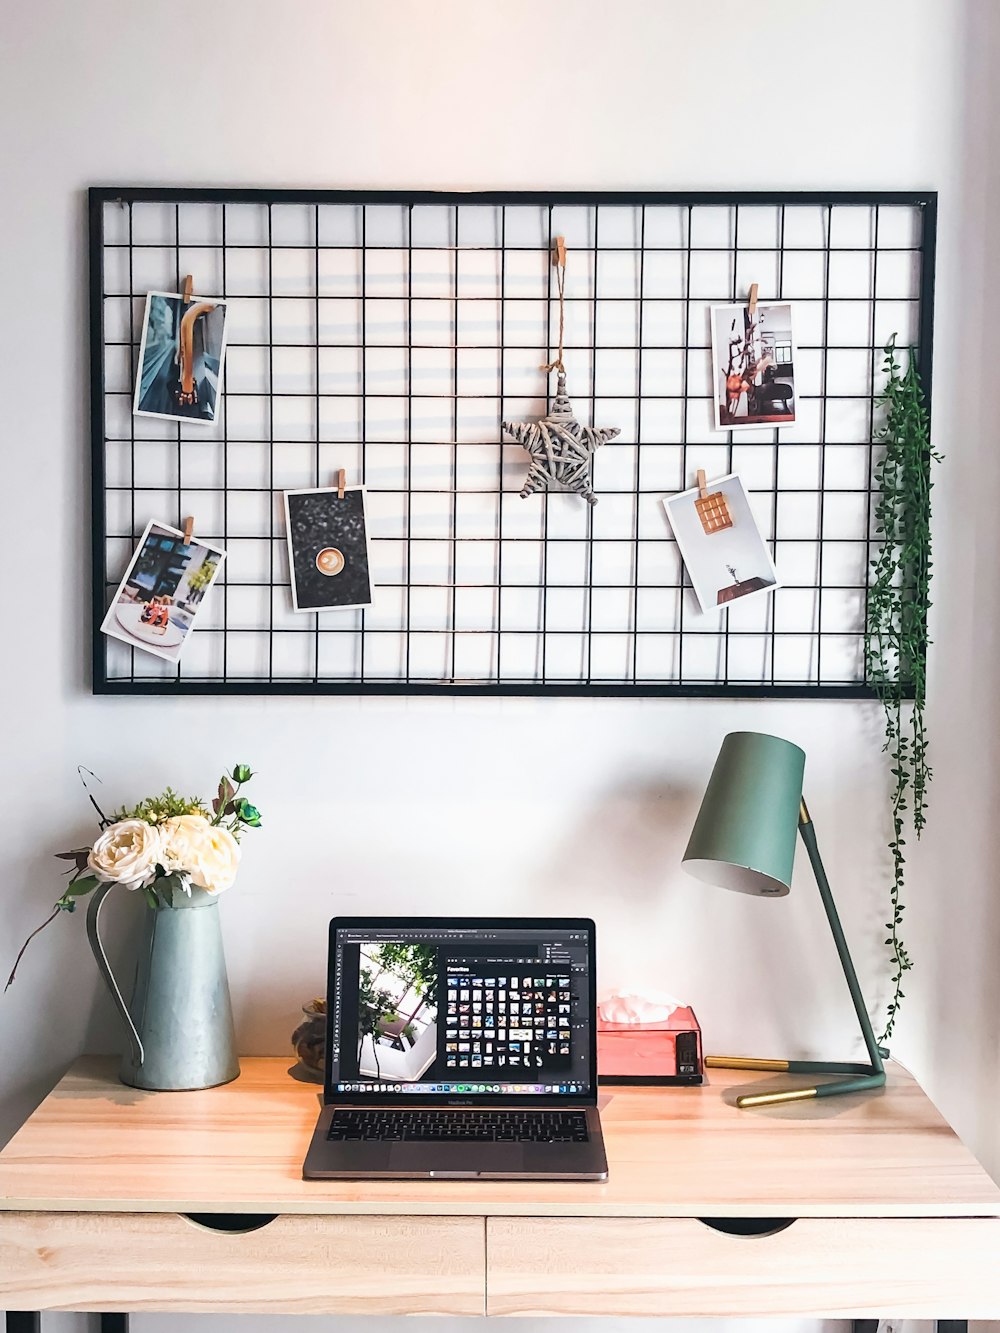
top-left (303, 916), bottom-right (608, 1180)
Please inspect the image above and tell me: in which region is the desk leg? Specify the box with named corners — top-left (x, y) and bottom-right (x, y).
top-left (3, 1317), bottom-right (129, 1333)
top-left (6, 1317), bottom-right (40, 1333)
top-left (853, 1323), bottom-right (966, 1332)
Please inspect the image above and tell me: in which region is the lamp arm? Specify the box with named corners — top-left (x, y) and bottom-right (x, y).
top-left (707, 799), bottom-right (887, 1106)
top-left (797, 800), bottom-right (885, 1075)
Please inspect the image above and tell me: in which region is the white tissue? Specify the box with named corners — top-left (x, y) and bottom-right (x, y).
top-left (597, 990), bottom-right (682, 1025)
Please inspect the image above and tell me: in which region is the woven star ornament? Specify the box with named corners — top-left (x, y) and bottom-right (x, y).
top-left (503, 372), bottom-right (620, 506)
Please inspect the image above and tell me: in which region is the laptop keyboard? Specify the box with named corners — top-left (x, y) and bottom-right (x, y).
top-left (328, 1108), bottom-right (590, 1143)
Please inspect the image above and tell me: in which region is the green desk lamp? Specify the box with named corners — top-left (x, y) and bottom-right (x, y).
top-left (682, 731), bottom-right (885, 1109)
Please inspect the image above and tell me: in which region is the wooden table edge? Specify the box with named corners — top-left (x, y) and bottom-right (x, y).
top-left (2, 1200), bottom-right (999, 1218)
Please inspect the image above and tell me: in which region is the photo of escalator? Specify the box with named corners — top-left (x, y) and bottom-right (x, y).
top-left (133, 289), bottom-right (228, 424)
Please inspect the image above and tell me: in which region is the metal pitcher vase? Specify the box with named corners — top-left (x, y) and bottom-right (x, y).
top-left (86, 881), bottom-right (240, 1091)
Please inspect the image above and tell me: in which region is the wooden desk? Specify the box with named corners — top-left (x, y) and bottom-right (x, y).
top-left (1, 1057), bottom-right (999, 1325)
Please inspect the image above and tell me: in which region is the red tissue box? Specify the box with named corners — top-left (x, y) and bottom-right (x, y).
top-left (598, 1005), bottom-right (703, 1085)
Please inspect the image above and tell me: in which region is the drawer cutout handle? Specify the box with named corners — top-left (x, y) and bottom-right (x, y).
top-left (699, 1217), bottom-right (796, 1238)
top-left (184, 1213), bottom-right (279, 1234)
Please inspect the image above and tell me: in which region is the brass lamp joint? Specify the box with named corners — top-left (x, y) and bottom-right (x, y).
top-left (799, 797), bottom-right (812, 826)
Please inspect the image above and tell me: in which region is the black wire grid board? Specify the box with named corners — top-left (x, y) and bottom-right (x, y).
top-left (90, 188), bottom-right (936, 697)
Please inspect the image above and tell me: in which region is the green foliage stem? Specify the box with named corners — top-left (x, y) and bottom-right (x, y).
top-left (115, 787), bottom-right (208, 823)
top-left (864, 337), bottom-right (940, 1042)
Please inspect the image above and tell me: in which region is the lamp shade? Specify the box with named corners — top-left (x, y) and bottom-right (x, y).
top-left (682, 732), bottom-right (805, 897)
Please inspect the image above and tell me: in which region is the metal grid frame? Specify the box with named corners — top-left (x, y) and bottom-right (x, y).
top-left (89, 187), bottom-right (936, 698)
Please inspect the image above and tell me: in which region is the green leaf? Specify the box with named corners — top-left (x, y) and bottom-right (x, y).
top-left (153, 872), bottom-right (193, 907)
top-left (66, 875), bottom-right (99, 897)
top-left (866, 334), bottom-right (938, 1045)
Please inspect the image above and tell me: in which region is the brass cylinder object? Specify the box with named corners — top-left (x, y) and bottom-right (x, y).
top-left (737, 1086), bottom-right (818, 1108)
top-left (705, 1056), bottom-right (790, 1072)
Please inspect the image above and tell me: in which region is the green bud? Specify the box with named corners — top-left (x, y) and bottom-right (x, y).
top-left (236, 799), bottom-right (262, 827)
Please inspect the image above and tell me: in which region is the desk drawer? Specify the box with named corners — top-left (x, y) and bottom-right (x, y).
top-left (0, 1211), bottom-right (485, 1314)
top-left (486, 1215), bottom-right (1000, 1318)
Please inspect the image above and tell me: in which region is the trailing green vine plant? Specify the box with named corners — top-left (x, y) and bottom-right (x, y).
top-left (864, 335), bottom-right (940, 1042)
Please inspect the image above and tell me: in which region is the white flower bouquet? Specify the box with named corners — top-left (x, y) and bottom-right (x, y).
top-left (6, 764), bottom-right (261, 988)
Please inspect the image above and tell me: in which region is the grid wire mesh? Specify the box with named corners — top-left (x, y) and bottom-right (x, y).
top-left (90, 188), bottom-right (936, 697)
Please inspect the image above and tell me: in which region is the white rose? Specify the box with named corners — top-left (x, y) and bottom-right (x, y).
top-left (160, 813), bottom-right (241, 894)
top-left (87, 819), bottom-right (163, 888)
top-left (158, 813), bottom-right (208, 877)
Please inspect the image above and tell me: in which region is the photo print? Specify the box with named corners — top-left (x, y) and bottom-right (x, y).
top-left (133, 290), bottom-right (229, 425)
top-left (711, 300), bottom-right (796, 430)
top-left (100, 520), bottom-right (226, 663)
top-left (662, 473), bottom-right (780, 615)
top-left (284, 486), bottom-right (374, 612)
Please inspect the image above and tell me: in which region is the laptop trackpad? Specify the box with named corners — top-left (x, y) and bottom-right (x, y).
top-left (389, 1144), bottom-right (525, 1176)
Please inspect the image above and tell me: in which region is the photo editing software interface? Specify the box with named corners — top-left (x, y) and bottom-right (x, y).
top-left (330, 924), bottom-right (592, 1096)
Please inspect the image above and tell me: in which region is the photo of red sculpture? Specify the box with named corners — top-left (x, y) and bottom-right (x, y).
top-left (139, 596), bottom-right (173, 636)
top-left (100, 520), bottom-right (226, 663)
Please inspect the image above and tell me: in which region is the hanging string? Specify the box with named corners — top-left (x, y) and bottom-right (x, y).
top-left (540, 237), bottom-right (567, 375)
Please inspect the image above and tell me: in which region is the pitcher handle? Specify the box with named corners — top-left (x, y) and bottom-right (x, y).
top-left (86, 881), bottom-right (144, 1066)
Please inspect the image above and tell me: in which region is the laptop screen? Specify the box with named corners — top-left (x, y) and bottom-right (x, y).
top-left (326, 918), bottom-right (595, 1102)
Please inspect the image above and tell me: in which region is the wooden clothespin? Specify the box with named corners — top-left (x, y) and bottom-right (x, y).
top-left (748, 283), bottom-right (758, 317)
top-left (696, 468), bottom-right (708, 498)
top-left (182, 515), bottom-right (195, 544)
top-left (182, 274), bottom-right (193, 305)
top-left (336, 468), bottom-right (346, 500)
top-left (552, 235), bottom-right (567, 269)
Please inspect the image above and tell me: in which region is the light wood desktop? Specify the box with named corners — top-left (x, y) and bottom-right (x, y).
top-left (1, 1057), bottom-right (999, 1326)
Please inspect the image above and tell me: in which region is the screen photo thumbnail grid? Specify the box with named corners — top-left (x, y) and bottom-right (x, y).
top-left (97, 196), bottom-right (930, 691)
top-left (445, 968), bottom-right (572, 1073)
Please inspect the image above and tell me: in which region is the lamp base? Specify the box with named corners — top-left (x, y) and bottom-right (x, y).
top-left (705, 1055), bottom-right (886, 1107)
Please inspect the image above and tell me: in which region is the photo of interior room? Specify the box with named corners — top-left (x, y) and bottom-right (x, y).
top-left (712, 300), bottom-right (796, 429)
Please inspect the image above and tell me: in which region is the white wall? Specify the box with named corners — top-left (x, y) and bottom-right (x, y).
top-left (0, 2), bottom-right (995, 1329)
top-left (890, 0), bottom-right (1000, 1186)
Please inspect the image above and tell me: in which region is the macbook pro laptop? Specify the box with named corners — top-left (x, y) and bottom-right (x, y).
top-left (303, 916), bottom-right (608, 1180)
